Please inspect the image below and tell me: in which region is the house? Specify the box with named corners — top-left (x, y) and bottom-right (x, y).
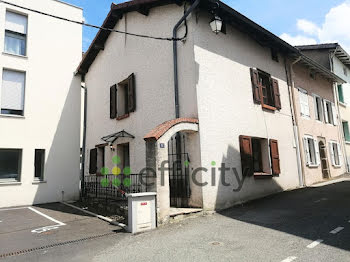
top-left (76, 0), bottom-right (344, 223)
top-left (0, 0), bottom-right (82, 207)
top-left (297, 44), bottom-right (350, 173)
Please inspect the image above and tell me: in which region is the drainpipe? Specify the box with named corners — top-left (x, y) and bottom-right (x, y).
top-left (173, 0), bottom-right (201, 118)
top-left (80, 79), bottom-right (87, 198)
top-left (288, 56), bottom-right (306, 187)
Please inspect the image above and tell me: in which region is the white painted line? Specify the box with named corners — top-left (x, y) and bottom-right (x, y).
top-left (281, 256), bottom-right (297, 262)
top-left (27, 207), bottom-right (66, 226)
top-left (330, 227), bottom-right (344, 234)
top-left (307, 239), bottom-right (323, 248)
top-left (0, 207), bottom-right (28, 212)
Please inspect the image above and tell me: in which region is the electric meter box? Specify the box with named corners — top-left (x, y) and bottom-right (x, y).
top-left (126, 192), bottom-right (156, 233)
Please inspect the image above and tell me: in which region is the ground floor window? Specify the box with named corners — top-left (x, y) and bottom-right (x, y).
top-left (34, 149), bottom-right (45, 181)
top-left (303, 136), bottom-right (320, 167)
top-left (0, 149), bottom-right (22, 181)
top-left (329, 141), bottom-right (342, 167)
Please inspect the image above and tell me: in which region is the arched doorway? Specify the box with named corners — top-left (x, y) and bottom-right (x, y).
top-left (318, 139), bottom-right (330, 179)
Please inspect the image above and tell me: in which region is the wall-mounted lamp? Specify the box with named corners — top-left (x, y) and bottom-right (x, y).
top-left (210, 15), bottom-right (222, 34)
top-left (110, 144), bottom-right (116, 151)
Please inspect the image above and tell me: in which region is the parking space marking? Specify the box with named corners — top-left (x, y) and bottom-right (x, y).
top-left (27, 207), bottom-right (65, 226)
top-left (329, 227), bottom-right (344, 234)
top-left (281, 256), bottom-right (297, 262)
top-left (307, 239), bottom-right (323, 249)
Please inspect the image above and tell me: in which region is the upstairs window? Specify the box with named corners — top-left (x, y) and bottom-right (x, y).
top-left (338, 84), bottom-right (345, 104)
top-left (342, 121), bottom-right (350, 142)
top-left (1, 69), bottom-right (26, 116)
top-left (313, 94), bottom-right (324, 121)
top-left (329, 141), bottom-right (342, 167)
top-left (298, 88), bottom-right (310, 118)
top-left (343, 66), bottom-right (348, 76)
top-left (323, 99), bottom-right (338, 125)
top-left (4, 11), bottom-right (27, 56)
top-left (250, 68), bottom-right (281, 111)
top-left (110, 73), bottom-right (136, 120)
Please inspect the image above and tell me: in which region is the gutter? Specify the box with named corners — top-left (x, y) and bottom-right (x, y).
top-left (173, 0), bottom-right (201, 118)
top-left (80, 80), bottom-right (87, 198)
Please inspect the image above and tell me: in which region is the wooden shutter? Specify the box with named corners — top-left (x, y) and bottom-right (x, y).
top-left (269, 139), bottom-right (280, 175)
top-left (110, 85), bottom-right (117, 119)
top-left (250, 68), bottom-right (261, 104)
top-left (272, 78), bottom-right (281, 110)
top-left (323, 100), bottom-right (329, 123)
top-left (332, 102), bottom-right (338, 125)
top-left (89, 148), bottom-right (97, 174)
top-left (127, 73), bottom-right (136, 112)
top-left (239, 135), bottom-right (253, 177)
top-left (329, 142), bottom-right (335, 166)
top-left (303, 137), bottom-right (310, 166)
top-left (314, 138), bottom-right (320, 166)
top-left (337, 142), bottom-right (343, 166)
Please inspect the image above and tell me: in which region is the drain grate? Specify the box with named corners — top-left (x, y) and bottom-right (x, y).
top-left (0, 232), bottom-right (116, 259)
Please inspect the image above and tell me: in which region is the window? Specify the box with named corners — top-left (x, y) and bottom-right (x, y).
top-left (239, 136), bottom-right (280, 177)
top-left (250, 68), bottom-right (281, 111)
top-left (343, 66), bottom-right (348, 76)
top-left (298, 88), bottom-right (310, 118)
top-left (303, 136), bottom-right (320, 167)
top-left (323, 99), bottom-right (337, 125)
top-left (34, 149), bottom-right (45, 181)
top-left (117, 143), bottom-right (130, 173)
top-left (310, 72), bottom-right (316, 80)
top-left (271, 48), bottom-right (279, 62)
top-left (4, 11), bottom-right (27, 56)
top-left (343, 121), bottom-right (350, 142)
top-left (0, 149), bottom-right (22, 181)
top-left (338, 84), bottom-right (345, 104)
top-left (110, 73), bottom-right (136, 120)
top-left (313, 94), bottom-right (324, 121)
top-left (1, 69), bottom-right (25, 116)
top-left (329, 141), bottom-right (342, 167)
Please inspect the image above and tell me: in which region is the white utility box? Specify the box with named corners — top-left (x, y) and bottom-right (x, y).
top-left (126, 192), bottom-right (156, 234)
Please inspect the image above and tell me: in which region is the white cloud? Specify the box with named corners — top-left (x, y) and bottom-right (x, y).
top-left (280, 1), bottom-right (350, 53)
top-left (280, 33), bottom-right (317, 46)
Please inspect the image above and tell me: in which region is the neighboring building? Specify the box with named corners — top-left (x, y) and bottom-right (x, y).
top-left (0, 0), bottom-right (82, 207)
top-left (289, 57), bottom-right (346, 185)
top-left (297, 44), bottom-right (350, 172)
top-left (77, 0), bottom-right (345, 223)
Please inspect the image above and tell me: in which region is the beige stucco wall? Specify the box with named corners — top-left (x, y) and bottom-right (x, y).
top-left (292, 63), bottom-right (346, 185)
top-left (193, 10), bottom-right (300, 211)
top-left (0, 0), bottom-right (82, 207)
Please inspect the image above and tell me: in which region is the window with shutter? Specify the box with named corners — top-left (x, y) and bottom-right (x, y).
top-left (4, 11), bottom-right (27, 56)
top-left (89, 148), bottom-right (97, 174)
top-left (1, 69), bottom-right (25, 116)
top-left (115, 73), bottom-right (136, 120)
top-left (272, 79), bottom-right (281, 110)
top-left (110, 84), bottom-right (117, 119)
top-left (332, 102), bottom-right (338, 126)
top-left (127, 73), bottom-right (136, 112)
top-left (324, 100), bottom-right (334, 124)
top-left (329, 141), bottom-right (342, 167)
top-left (313, 94), bottom-right (324, 122)
top-left (239, 136), bottom-right (253, 177)
top-left (298, 88), bottom-right (310, 118)
top-left (304, 135), bottom-right (318, 167)
top-left (250, 68), bottom-right (260, 104)
top-left (269, 139), bottom-right (280, 175)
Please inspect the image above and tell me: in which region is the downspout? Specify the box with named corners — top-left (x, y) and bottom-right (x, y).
top-left (80, 79), bottom-right (87, 199)
top-left (173, 0), bottom-right (201, 118)
top-left (287, 56), bottom-right (306, 187)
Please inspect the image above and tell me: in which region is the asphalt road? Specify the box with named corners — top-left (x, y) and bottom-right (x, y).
top-left (2, 180), bottom-right (350, 262)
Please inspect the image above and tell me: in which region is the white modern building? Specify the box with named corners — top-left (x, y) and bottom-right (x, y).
top-left (0, 0), bottom-right (82, 208)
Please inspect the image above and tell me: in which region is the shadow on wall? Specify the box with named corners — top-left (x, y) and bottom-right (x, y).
top-left (214, 144), bottom-right (283, 210)
top-left (217, 181), bottom-right (350, 252)
top-left (33, 75), bottom-right (81, 206)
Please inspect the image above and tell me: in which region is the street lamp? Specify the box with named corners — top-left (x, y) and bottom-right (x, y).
top-left (210, 15), bottom-right (222, 34)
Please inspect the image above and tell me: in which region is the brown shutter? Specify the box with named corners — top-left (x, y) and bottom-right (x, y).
top-left (270, 139), bottom-right (280, 175)
top-left (239, 135), bottom-right (254, 177)
top-left (110, 85), bottom-right (117, 119)
top-left (128, 73), bottom-right (136, 112)
top-left (250, 68), bottom-right (261, 104)
top-left (89, 148), bottom-right (97, 174)
top-left (272, 78), bottom-right (281, 110)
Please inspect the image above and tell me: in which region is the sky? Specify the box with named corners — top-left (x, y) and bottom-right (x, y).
top-left (64, 0), bottom-right (350, 52)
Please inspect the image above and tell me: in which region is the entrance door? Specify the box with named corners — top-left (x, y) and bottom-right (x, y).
top-left (168, 133), bottom-right (190, 208)
top-left (318, 138), bottom-right (330, 179)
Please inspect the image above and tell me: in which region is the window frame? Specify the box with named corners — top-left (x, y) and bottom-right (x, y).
top-left (4, 10), bottom-right (28, 57)
top-left (338, 84), bottom-right (345, 104)
top-left (34, 149), bottom-right (45, 181)
top-left (303, 135), bottom-right (320, 167)
top-left (298, 88), bottom-right (310, 119)
top-left (0, 148), bottom-right (22, 182)
top-left (329, 141), bottom-right (342, 167)
top-left (313, 94), bottom-right (324, 122)
top-left (343, 121), bottom-right (350, 143)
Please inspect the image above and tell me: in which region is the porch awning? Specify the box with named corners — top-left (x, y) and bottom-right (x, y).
top-left (101, 130), bottom-right (135, 144)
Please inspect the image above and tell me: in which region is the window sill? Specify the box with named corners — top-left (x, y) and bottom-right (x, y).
top-left (32, 180), bottom-right (47, 184)
top-left (339, 102), bottom-right (347, 107)
top-left (345, 141), bottom-right (350, 145)
top-left (0, 181), bottom-right (21, 186)
top-left (307, 164), bottom-right (319, 168)
top-left (301, 115), bottom-right (311, 120)
top-left (254, 173), bottom-right (273, 179)
top-left (0, 114), bottom-right (25, 119)
top-left (116, 114), bottom-right (130, 120)
top-left (262, 104), bottom-right (276, 111)
top-left (2, 52), bottom-right (28, 59)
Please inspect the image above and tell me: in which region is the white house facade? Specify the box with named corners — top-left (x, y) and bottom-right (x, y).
top-left (0, 0), bottom-right (82, 208)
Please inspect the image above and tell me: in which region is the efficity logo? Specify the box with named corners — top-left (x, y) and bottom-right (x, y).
top-left (99, 155), bottom-right (132, 188)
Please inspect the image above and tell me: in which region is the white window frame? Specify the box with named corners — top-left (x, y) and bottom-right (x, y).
top-left (303, 135), bottom-right (320, 167)
top-left (4, 10), bottom-right (28, 57)
top-left (313, 94), bottom-right (324, 122)
top-left (298, 88), bottom-right (310, 119)
top-left (323, 99), bottom-right (337, 126)
top-left (329, 141), bottom-right (342, 167)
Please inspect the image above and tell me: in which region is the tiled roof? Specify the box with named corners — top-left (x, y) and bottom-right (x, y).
top-left (144, 118), bottom-right (199, 141)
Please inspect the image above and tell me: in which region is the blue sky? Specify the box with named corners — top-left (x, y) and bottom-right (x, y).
top-left (65, 0), bottom-right (349, 52)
